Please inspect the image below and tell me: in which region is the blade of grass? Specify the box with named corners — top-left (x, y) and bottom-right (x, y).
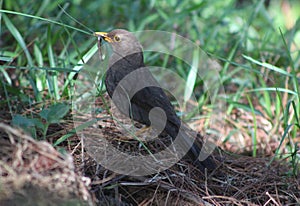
top-left (279, 28), bottom-right (300, 118)
top-left (2, 13), bottom-right (42, 101)
top-left (1, 65), bottom-right (78, 72)
top-left (258, 75), bottom-right (272, 118)
top-left (243, 54), bottom-right (293, 77)
top-left (58, 4), bottom-right (94, 34)
top-left (0, 9), bottom-right (92, 35)
top-left (3, 14), bottom-right (33, 66)
top-left (247, 87), bottom-right (298, 96)
top-left (269, 124), bottom-right (293, 165)
top-left (226, 99), bottom-right (264, 116)
top-left (246, 95), bottom-right (257, 157)
top-left (0, 67), bottom-right (11, 85)
top-left (184, 48), bottom-right (199, 103)
top-left (226, 83), bottom-right (247, 115)
top-left (62, 43), bottom-right (98, 93)
top-left (221, 41), bottom-right (239, 77)
top-left (46, 25), bottom-right (60, 100)
top-left (33, 43), bottom-right (45, 91)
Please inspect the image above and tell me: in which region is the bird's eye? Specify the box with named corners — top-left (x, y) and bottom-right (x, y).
top-left (114, 35), bottom-right (121, 42)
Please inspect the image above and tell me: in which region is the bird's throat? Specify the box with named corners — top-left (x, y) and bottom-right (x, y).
top-left (109, 52), bottom-right (144, 71)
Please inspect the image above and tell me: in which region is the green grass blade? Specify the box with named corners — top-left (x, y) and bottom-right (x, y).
top-left (246, 95), bottom-right (257, 157)
top-left (184, 48), bottom-right (199, 102)
top-left (247, 87), bottom-right (298, 97)
top-left (0, 9), bottom-right (92, 35)
top-left (46, 25), bottom-right (60, 100)
top-left (3, 14), bottom-right (33, 66)
top-left (243, 54), bottom-right (292, 77)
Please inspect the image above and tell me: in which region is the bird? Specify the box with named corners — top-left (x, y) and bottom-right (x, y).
top-left (94, 29), bottom-right (216, 172)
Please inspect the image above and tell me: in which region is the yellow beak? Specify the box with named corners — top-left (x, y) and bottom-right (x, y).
top-left (94, 32), bottom-right (113, 43)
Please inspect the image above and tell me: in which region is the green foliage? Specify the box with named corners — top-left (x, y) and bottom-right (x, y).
top-left (12, 103), bottom-right (70, 139)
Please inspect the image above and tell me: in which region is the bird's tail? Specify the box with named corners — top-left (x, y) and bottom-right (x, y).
top-left (168, 124), bottom-right (217, 172)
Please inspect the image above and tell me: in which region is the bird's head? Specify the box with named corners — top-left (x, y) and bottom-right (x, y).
top-left (94, 29), bottom-right (143, 58)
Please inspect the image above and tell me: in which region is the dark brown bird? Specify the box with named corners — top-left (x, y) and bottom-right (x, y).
top-left (94, 29), bottom-right (216, 172)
